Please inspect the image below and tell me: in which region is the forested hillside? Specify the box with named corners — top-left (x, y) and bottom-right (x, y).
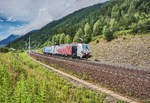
top-left (10, 0), bottom-right (150, 49)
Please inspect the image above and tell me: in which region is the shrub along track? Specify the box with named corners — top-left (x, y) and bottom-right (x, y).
top-left (30, 52), bottom-right (150, 102)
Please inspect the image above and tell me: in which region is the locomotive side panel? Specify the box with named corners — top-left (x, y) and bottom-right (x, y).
top-left (43, 47), bottom-right (52, 54)
top-left (43, 43), bottom-right (91, 58)
top-left (57, 44), bottom-right (72, 56)
top-left (54, 45), bottom-right (59, 55)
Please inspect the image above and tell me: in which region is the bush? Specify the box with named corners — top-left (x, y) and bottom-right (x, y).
top-left (0, 48), bottom-right (9, 53)
top-left (104, 29), bottom-right (114, 41)
top-left (96, 40), bottom-right (99, 44)
top-left (114, 29), bottom-right (132, 37)
top-left (94, 58), bottom-right (100, 62)
top-left (91, 35), bottom-right (103, 41)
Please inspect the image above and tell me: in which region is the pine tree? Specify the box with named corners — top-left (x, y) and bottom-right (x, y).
top-left (84, 23), bottom-right (92, 36)
top-left (73, 28), bottom-right (83, 42)
top-left (64, 35), bottom-right (72, 44)
top-left (56, 35), bottom-right (60, 45)
top-left (83, 23), bottom-right (92, 43)
top-left (59, 33), bottom-right (65, 44)
top-left (52, 35), bottom-right (56, 45)
top-left (93, 20), bottom-right (102, 36)
top-left (103, 26), bottom-right (114, 41)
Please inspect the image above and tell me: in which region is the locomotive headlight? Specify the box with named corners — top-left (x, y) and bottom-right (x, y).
top-left (81, 51), bottom-right (86, 55)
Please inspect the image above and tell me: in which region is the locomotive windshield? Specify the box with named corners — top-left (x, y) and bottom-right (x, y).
top-left (82, 44), bottom-right (90, 51)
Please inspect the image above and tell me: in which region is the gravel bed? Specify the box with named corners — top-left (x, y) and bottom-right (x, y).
top-left (30, 52), bottom-right (150, 101)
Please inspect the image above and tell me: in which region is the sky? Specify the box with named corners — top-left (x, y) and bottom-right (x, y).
top-left (0, 0), bottom-right (108, 40)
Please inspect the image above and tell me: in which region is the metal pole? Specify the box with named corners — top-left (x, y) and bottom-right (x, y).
top-left (29, 36), bottom-right (31, 54)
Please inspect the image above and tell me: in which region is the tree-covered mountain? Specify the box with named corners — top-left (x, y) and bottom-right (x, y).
top-left (0, 34), bottom-right (20, 47)
top-left (10, 0), bottom-right (150, 49)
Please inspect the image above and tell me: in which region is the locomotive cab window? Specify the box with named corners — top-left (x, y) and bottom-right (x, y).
top-left (82, 44), bottom-right (90, 51)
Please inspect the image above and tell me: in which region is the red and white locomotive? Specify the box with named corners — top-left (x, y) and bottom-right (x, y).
top-left (43, 43), bottom-right (91, 58)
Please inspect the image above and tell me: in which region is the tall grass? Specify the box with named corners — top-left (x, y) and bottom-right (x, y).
top-left (0, 52), bottom-right (119, 103)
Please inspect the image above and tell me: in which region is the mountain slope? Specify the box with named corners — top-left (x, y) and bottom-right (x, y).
top-left (10, 2), bottom-right (106, 49)
top-left (10, 0), bottom-right (150, 49)
top-left (0, 34), bottom-right (20, 46)
top-left (89, 34), bottom-right (150, 68)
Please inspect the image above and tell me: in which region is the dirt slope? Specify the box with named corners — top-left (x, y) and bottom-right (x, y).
top-left (89, 34), bottom-right (150, 68)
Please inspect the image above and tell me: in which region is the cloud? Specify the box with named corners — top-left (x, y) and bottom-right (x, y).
top-left (8, 8), bottom-right (53, 35)
top-left (0, 35), bottom-right (8, 41)
top-left (6, 16), bottom-right (16, 22)
top-left (0, 0), bottom-right (108, 36)
top-left (0, 19), bottom-right (4, 22)
top-left (0, 32), bottom-right (8, 40)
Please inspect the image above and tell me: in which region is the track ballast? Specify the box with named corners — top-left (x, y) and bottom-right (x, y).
top-left (30, 52), bottom-right (150, 101)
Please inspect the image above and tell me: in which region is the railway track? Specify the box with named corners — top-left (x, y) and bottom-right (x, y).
top-left (33, 52), bottom-right (150, 81)
top-left (30, 52), bottom-right (150, 101)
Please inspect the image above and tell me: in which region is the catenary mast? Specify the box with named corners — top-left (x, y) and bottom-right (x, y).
top-left (28, 36), bottom-right (31, 54)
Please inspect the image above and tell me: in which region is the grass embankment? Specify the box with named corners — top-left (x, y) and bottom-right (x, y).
top-left (89, 34), bottom-right (150, 68)
top-left (0, 52), bottom-right (117, 103)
